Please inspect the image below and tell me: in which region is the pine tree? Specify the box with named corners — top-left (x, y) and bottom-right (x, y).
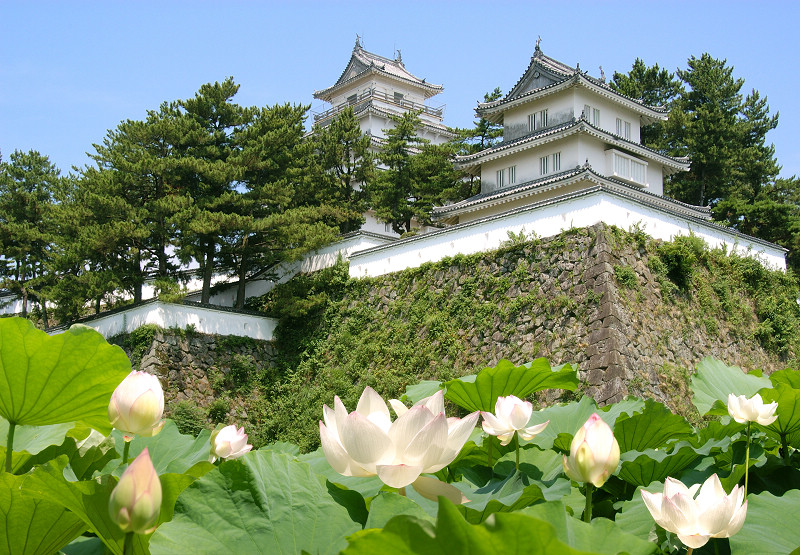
top-left (308, 107), bottom-right (374, 232)
top-left (0, 150), bottom-right (60, 323)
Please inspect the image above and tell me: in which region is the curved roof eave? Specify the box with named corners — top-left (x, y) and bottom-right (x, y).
top-left (314, 66), bottom-right (443, 102)
top-left (455, 119), bottom-right (688, 173)
top-left (433, 167), bottom-right (710, 222)
top-left (477, 74), bottom-right (668, 124)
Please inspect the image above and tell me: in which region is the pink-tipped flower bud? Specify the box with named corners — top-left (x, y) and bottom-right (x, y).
top-left (108, 448), bottom-right (162, 534)
top-left (210, 424), bottom-right (253, 462)
top-left (108, 371), bottom-right (165, 439)
top-left (562, 413), bottom-right (620, 487)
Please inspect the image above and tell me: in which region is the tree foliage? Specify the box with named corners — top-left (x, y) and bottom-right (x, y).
top-left (0, 150), bottom-right (60, 323)
top-left (371, 111), bottom-right (461, 234)
top-left (612, 54), bottom-right (798, 269)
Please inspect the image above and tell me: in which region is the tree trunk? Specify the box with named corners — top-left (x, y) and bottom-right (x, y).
top-left (201, 241), bottom-right (215, 304)
top-left (133, 251), bottom-right (143, 304)
top-left (236, 256), bottom-right (248, 309)
top-left (39, 298), bottom-right (49, 329)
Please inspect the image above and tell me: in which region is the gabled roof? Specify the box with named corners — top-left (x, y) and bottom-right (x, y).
top-left (476, 45), bottom-right (668, 124)
top-left (454, 116), bottom-right (690, 174)
top-left (314, 38), bottom-right (443, 102)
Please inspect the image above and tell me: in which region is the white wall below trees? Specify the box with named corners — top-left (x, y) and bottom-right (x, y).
top-left (348, 187), bottom-right (787, 278)
top-left (48, 300), bottom-right (277, 340)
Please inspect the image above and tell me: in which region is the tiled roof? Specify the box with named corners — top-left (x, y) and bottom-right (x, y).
top-left (315, 40), bottom-right (443, 101)
top-left (477, 46), bottom-right (667, 119)
top-left (454, 117), bottom-right (689, 172)
top-left (434, 165), bottom-right (710, 221)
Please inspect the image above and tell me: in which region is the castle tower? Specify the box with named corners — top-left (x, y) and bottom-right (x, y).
top-left (313, 37), bottom-right (454, 145)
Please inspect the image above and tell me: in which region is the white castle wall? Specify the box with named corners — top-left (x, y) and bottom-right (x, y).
top-left (49, 300), bottom-right (277, 340)
top-left (348, 188), bottom-right (786, 278)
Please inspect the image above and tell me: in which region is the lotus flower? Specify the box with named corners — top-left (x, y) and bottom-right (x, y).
top-left (108, 371), bottom-right (165, 439)
top-left (562, 413), bottom-right (620, 487)
top-left (320, 387), bottom-right (479, 502)
top-left (727, 393), bottom-right (778, 426)
top-left (481, 395), bottom-right (549, 445)
top-left (641, 474), bottom-right (747, 549)
top-left (210, 424), bottom-right (252, 462)
top-left (108, 448), bottom-right (162, 534)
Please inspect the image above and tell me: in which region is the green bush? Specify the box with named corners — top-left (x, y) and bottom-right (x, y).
top-left (168, 400), bottom-right (207, 437)
top-left (208, 397), bottom-right (230, 423)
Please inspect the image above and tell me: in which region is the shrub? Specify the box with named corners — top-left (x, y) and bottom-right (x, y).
top-left (168, 400), bottom-right (207, 437)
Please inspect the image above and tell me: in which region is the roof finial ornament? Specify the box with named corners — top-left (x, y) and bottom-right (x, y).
top-left (576, 62), bottom-right (581, 73)
top-left (355, 35), bottom-right (363, 50)
top-left (395, 49), bottom-right (403, 65)
top-left (536, 35), bottom-right (542, 50)
top-left (599, 66), bottom-right (605, 82)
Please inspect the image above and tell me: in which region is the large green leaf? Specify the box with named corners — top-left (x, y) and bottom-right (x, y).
top-left (615, 483), bottom-right (664, 541)
top-left (456, 471), bottom-right (547, 524)
top-left (769, 368), bottom-right (800, 389)
top-left (21, 455), bottom-right (194, 555)
top-left (399, 380), bottom-right (443, 405)
top-left (149, 451), bottom-right (361, 554)
top-left (519, 501), bottom-right (658, 555)
top-left (344, 498), bottom-right (592, 554)
top-left (365, 492), bottom-right (432, 529)
top-left (614, 400), bottom-right (694, 452)
top-left (299, 447), bottom-right (386, 498)
top-left (442, 358), bottom-right (578, 413)
top-left (521, 396), bottom-right (601, 450)
top-left (618, 444), bottom-right (702, 487)
top-left (729, 490), bottom-right (800, 554)
top-left (0, 318), bottom-right (131, 433)
top-left (107, 420), bottom-right (213, 476)
top-left (690, 357), bottom-right (771, 416)
top-left (0, 472), bottom-right (86, 555)
top-left (759, 383), bottom-right (800, 438)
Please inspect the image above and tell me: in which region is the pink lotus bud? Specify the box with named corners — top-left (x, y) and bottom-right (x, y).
top-left (108, 448), bottom-right (162, 534)
top-left (562, 413), bottom-right (620, 487)
top-left (108, 371), bottom-right (165, 439)
top-left (210, 424), bottom-right (253, 461)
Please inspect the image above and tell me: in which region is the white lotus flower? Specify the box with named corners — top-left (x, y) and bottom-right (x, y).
top-left (481, 395), bottom-right (549, 445)
top-left (210, 424), bottom-right (252, 461)
top-left (727, 393), bottom-right (778, 426)
top-left (108, 371), bottom-right (165, 439)
top-left (319, 387), bottom-right (478, 501)
top-left (562, 413), bottom-right (620, 487)
top-left (641, 474), bottom-right (748, 549)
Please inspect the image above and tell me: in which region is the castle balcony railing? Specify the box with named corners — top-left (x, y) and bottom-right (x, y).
top-left (313, 89), bottom-right (444, 123)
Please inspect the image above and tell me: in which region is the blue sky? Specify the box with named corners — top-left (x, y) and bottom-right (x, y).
top-left (2, 0), bottom-right (799, 179)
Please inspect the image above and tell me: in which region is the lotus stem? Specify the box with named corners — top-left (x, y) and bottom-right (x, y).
top-left (488, 439), bottom-right (493, 470)
top-left (686, 548), bottom-right (693, 555)
top-left (122, 440), bottom-right (131, 466)
top-left (514, 432), bottom-right (520, 472)
top-left (123, 531), bottom-right (134, 555)
top-left (744, 422), bottom-right (751, 497)
top-left (781, 433), bottom-right (790, 465)
top-left (398, 486), bottom-right (406, 497)
top-left (584, 483), bottom-right (593, 523)
top-left (5, 421), bottom-right (15, 473)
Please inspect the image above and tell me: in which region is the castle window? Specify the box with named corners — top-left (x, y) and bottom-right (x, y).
top-left (616, 118), bottom-right (631, 139)
top-left (347, 94), bottom-right (357, 105)
top-left (394, 92), bottom-right (404, 104)
top-left (607, 149), bottom-right (647, 185)
top-left (552, 152), bottom-right (561, 172)
top-left (584, 104), bottom-right (600, 125)
top-left (496, 165), bottom-right (516, 188)
top-left (528, 109), bottom-right (548, 132)
top-left (540, 155), bottom-right (549, 175)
